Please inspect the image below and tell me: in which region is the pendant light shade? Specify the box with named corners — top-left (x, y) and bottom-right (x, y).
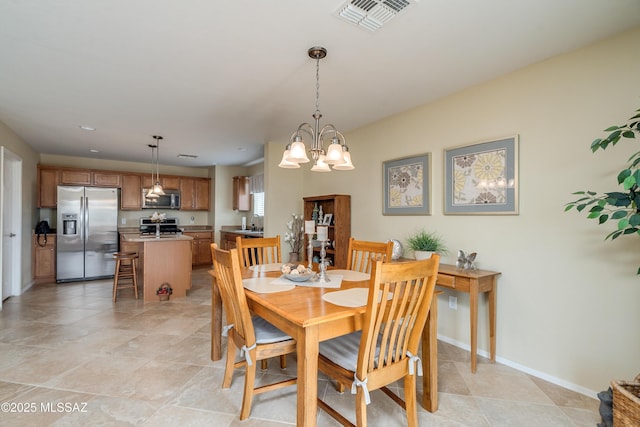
top-left (278, 144), bottom-right (301, 168)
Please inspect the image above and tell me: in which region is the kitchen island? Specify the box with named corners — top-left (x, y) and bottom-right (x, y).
top-left (120, 234), bottom-right (193, 302)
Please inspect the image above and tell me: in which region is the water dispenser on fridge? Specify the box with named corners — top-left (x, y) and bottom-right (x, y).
top-left (62, 214), bottom-right (78, 235)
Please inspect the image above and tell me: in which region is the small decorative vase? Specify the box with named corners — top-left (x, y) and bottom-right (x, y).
top-left (289, 252), bottom-right (299, 263)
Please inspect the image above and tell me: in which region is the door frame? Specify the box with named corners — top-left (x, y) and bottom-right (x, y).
top-left (1, 146), bottom-right (23, 308)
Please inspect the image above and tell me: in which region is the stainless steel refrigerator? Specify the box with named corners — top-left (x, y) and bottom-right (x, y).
top-left (56, 186), bottom-right (118, 282)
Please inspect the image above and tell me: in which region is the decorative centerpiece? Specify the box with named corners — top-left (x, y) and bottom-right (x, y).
top-left (284, 213), bottom-right (304, 262)
top-left (156, 282), bottom-right (172, 301)
top-left (150, 211), bottom-right (166, 238)
top-left (280, 263), bottom-right (315, 282)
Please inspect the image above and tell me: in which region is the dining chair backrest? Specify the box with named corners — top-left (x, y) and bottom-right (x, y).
top-left (235, 235), bottom-right (282, 268)
top-left (359, 255), bottom-right (439, 379)
top-left (345, 237), bottom-right (394, 274)
top-left (316, 255), bottom-right (440, 426)
top-left (212, 246), bottom-right (255, 346)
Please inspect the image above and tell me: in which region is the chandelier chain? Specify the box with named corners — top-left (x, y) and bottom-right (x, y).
top-left (315, 56), bottom-right (320, 113)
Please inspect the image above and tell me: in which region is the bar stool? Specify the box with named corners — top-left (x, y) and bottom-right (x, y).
top-left (112, 252), bottom-right (139, 302)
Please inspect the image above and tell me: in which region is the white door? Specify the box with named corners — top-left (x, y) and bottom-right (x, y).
top-left (1, 147), bottom-right (22, 309)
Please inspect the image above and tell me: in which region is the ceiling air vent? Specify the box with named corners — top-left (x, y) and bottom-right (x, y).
top-left (336, 0), bottom-right (412, 32)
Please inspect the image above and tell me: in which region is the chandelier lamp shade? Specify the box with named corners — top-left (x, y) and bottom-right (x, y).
top-left (278, 46), bottom-right (355, 172)
top-left (146, 135), bottom-right (165, 198)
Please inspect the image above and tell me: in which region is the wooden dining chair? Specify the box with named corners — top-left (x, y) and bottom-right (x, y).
top-left (345, 237), bottom-right (394, 274)
top-left (235, 235), bottom-right (282, 268)
top-left (317, 255), bottom-right (440, 427)
top-left (234, 235), bottom-right (287, 369)
top-left (212, 246), bottom-right (297, 420)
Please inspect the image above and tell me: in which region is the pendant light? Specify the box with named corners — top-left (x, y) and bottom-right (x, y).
top-left (279, 46), bottom-right (355, 172)
top-left (147, 135), bottom-right (165, 197)
top-left (146, 143), bottom-right (159, 199)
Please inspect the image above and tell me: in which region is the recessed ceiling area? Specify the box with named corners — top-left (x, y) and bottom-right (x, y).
top-left (0, 1), bottom-right (638, 168)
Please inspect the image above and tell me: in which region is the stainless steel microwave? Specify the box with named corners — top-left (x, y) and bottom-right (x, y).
top-left (141, 189), bottom-right (181, 209)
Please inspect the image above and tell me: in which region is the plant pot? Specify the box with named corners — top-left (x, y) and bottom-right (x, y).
top-left (289, 252), bottom-right (299, 263)
top-left (414, 250), bottom-right (434, 260)
top-left (158, 294), bottom-right (170, 301)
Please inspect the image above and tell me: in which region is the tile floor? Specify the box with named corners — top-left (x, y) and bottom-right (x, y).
top-left (0, 267), bottom-right (600, 426)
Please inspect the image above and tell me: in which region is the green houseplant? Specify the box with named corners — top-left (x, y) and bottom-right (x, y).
top-left (406, 230), bottom-right (447, 260)
top-left (565, 107), bottom-right (640, 274)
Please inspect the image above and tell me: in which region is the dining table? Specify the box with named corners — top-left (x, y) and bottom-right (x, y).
top-left (208, 265), bottom-right (440, 426)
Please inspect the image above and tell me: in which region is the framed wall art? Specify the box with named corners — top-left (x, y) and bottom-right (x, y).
top-left (383, 153), bottom-right (431, 215)
top-left (444, 135), bottom-right (519, 215)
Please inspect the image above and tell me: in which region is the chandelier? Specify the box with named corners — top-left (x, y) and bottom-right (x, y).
top-left (146, 135), bottom-right (165, 198)
top-left (279, 46), bottom-right (355, 172)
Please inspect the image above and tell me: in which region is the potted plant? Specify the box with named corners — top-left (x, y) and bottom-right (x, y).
top-left (284, 213), bottom-right (304, 262)
top-left (406, 229), bottom-right (447, 260)
top-left (156, 283), bottom-right (172, 301)
top-left (565, 107), bottom-right (640, 274)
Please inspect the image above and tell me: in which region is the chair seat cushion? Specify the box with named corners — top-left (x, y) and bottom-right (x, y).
top-left (252, 316), bottom-right (292, 344)
top-left (319, 331), bottom-right (362, 371)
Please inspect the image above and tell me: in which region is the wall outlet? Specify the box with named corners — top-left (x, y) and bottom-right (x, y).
top-left (121, 218), bottom-right (126, 225)
top-left (448, 296), bottom-right (458, 310)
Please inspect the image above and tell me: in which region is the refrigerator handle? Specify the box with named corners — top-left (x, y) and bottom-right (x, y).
top-left (84, 196), bottom-right (89, 239)
top-left (79, 196), bottom-right (84, 241)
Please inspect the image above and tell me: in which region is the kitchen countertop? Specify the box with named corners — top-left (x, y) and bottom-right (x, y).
top-left (219, 227), bottom-right (264, 237)
top-left (121, 234), bottom-right (194, 243)
top-left (118, 225), bottom-right (213, 233)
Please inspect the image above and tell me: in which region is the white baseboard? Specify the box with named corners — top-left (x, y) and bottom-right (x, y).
top-left (436, 334), bottom-right (598, 399)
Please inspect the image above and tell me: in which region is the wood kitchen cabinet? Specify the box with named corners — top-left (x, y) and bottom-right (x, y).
top-left (36, 164), bottom-right (211, 212)
top-left (60, 168), bottom-right (122, 187)
top-left (303, 194), bottom-right (351, 269)
top-left (60, 169), bottom-right (92, 185)
top-left (38, 166), bottom-right (60, 208)
top-left (142, 175), bottom-right (180, 190)
top-left (180, 177), bottom-right (210, 211)
top-left (121, 174), bottom-right (142, 210)
top-left (184, 231), bottom-right (213, 266)
top-left (233, 176), bottom-right (250, 211)
top-left (220, 231), bottom-right (238, 250)
top-left (92, 171), bottom-right (121, 187)
top-left (33, 234), bottom-right (56, 284)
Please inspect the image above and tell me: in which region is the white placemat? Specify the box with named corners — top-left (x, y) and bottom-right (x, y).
top-left (249, 263), bottom-right (282, 273)
top-left (271, 274), bottom-right (343, 289)
top-left (242, 277), bottom-right (295, 293)
top-left (322, 288), bottom-right (369, 307)
top-left (329, 269), bottom-right (370, 282)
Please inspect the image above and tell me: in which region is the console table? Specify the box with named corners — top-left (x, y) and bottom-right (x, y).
top-left (436, 263), bottom-right (501, 373)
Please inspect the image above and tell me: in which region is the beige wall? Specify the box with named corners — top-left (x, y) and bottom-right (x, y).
top-left (0, 121), bottom-right (39, 294)
top-left (265, 27), bottom-right (640, 395)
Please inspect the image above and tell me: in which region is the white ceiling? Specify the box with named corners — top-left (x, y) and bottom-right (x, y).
top-left (1, 1), bottom-right (639, 168)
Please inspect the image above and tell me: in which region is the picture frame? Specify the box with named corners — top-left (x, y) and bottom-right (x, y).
top-left (383, 153), bottom-right (431, 216)
top-left (322, 213), bottom-right (333, 225)
top-left (444, 135), bottom-right (519, 215)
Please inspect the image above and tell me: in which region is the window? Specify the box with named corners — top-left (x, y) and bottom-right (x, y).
top-left (253, 192), bottom-right (264, 217)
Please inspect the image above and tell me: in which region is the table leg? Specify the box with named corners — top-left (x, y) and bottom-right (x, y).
top-left (210, 274), bottom-right (222, 361)
top-left (297, 325), bottom-right (319, 426)
top-left (469, 279), bottom-right (479, 373)
top-left (488, 278), bottom-right (497, 363)
top-left (421, 295), bottom-right (438, 412)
